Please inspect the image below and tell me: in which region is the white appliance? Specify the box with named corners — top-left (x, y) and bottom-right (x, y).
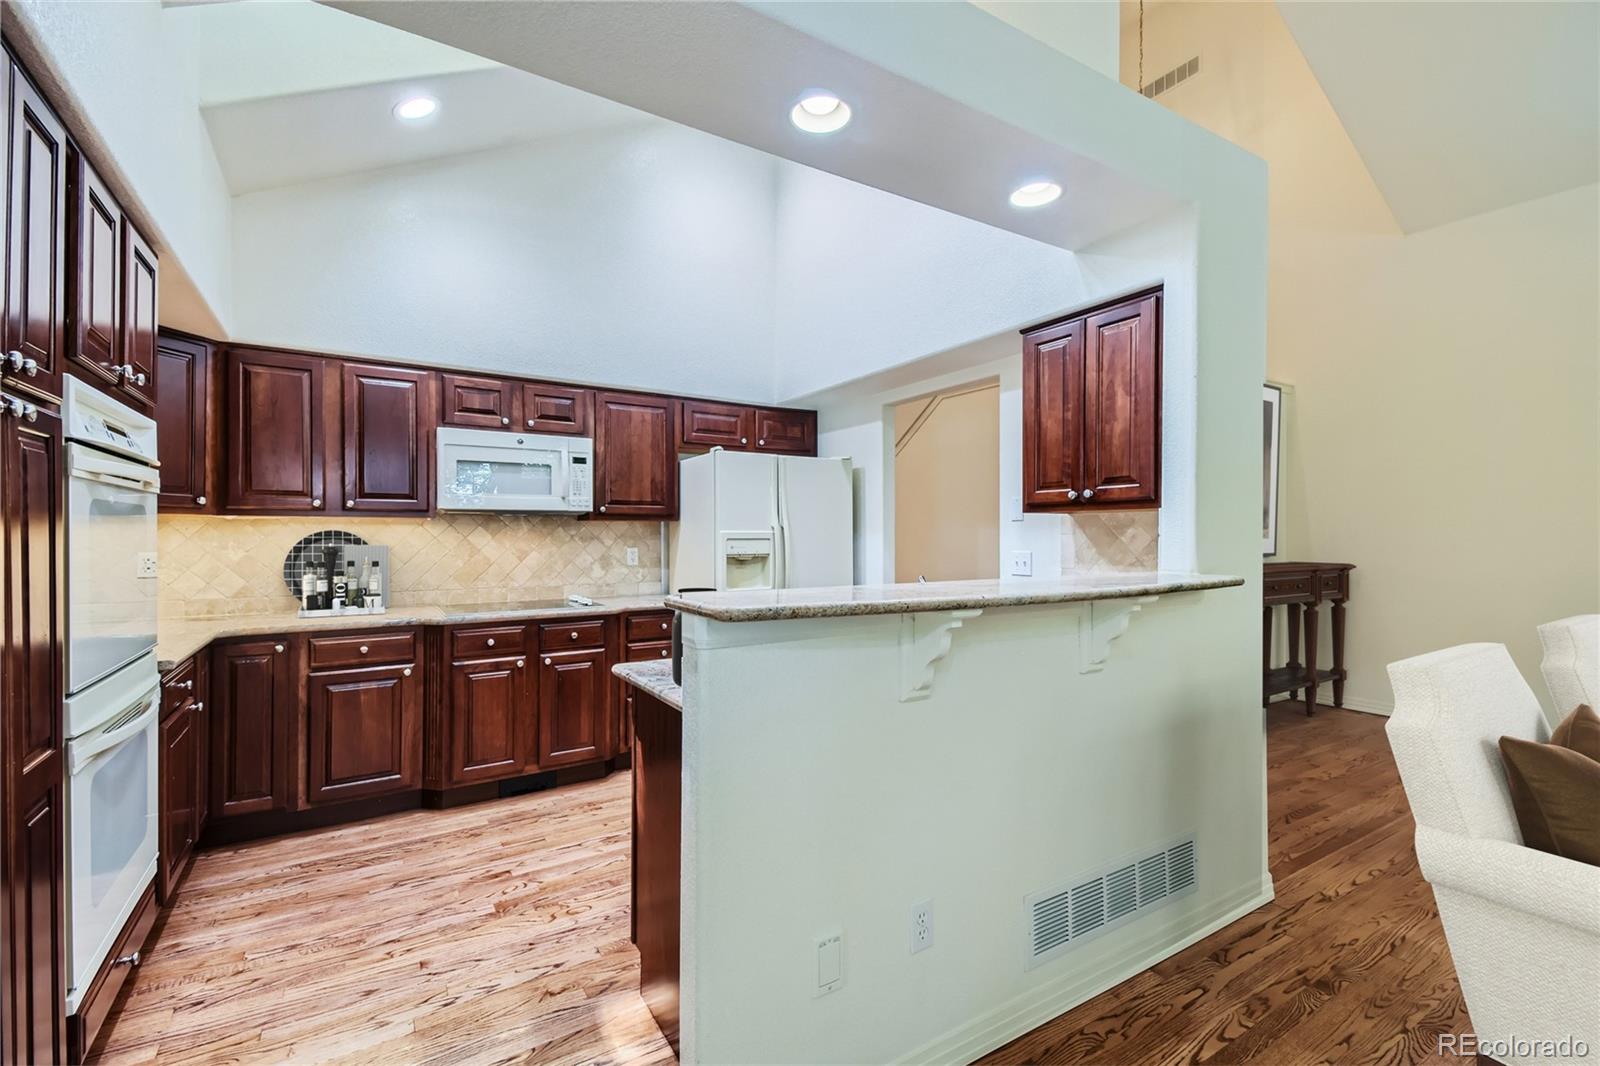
top-left (63, 652), bottom-right (160, 1012)
top-left (436, 426), bottom-right (593, 513)
top-left (64, 376), bottom-right (160, 698)
top-left (670, 449), bottom-right (853, 591)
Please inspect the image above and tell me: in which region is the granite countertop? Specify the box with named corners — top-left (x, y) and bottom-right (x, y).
top-left (156, 593), bottom-right (669, 673)
top-left (665, 572), bottom-right (1244, 623)
top-left (612, 659), bottom-right (682, 712)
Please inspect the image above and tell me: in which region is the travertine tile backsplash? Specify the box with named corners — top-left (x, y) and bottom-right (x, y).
top-left (159, 513), bottom-right (665, 619)
top-left (1062, 511), bottom-right (1159, 573)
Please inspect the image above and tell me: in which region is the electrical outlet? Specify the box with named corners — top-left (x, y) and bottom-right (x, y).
top-left (136, 552), bottom-right (158, 579)
top-left (911, 899), bottom-right (933, 954)
top-left (1009, 550), bottom-right (1033, 577)
top-left (626, 546), bottom-right (640, 566)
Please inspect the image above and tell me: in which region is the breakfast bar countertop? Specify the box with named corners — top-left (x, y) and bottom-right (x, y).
top-left (156, 593), bottom-right (670, 674)
top-left (612, 659), bottom-right (683, 711)
top-left (665, 571), bottom-right (1245, 623)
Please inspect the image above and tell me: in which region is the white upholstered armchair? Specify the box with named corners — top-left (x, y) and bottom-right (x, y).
top-left (1387, 643), bottom-right (1600, 1066)
top-left (1539, 614), bottom-right (1599, 724)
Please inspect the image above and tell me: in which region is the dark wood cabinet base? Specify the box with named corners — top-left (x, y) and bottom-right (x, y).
top-left (631, 687), bottom-right (682, 1055)
top-left (67, 880), bottom-right (157, 1065)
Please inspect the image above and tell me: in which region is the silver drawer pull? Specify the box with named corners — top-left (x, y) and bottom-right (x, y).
top-left (194, 702), bottom-right (205, 712)
top-left (660, 621), bottom-right (668, 630)
top-left (196, 496), bottom-right (207, 506)
top-left (402, 667), bottom-right (412, 677)
top-left (570, 630), bottom-right (579, 640)
top-left (114, 950), bottom-right (141, 968)
top-left (660, 648), bottom-right (669, 657)
top-left (359, 645), bottom-right (369, 654)
top-left (274, 644), bottom-right (285, 653)
top-left (486, 637), bottom-right (495, 647)
top-left (500, 416), bottom-right (510, 425)
top-left (311, 498), bottom-right (322, 508)
top-left (517, 659), bottom-right (526, 668)
top-left (543, 657), bottom-right (552, 666)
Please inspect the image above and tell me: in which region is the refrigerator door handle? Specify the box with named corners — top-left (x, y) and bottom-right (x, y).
top-left (775, 460), bottom-right (792, 589)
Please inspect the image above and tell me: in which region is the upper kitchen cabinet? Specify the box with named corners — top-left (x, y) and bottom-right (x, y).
top-left (521, 381), bottom-right (591, 436)
top-left (3, 56), bottom-right (67, 403)
top-left (594, 391), bottom-right (677, 517)
top-left (154, 331), bottom-right (216, 512)
top-left (340, 362), bottom-right (437, 514)
top-left (679, 398), bottom-right (753, 451)
top-left (224, 347), bottom-right (333, 514)
top-left (752, 407), bottom-right (816, 455)
top-left (1022, 289), bottom-right (1161, 512)
top-left (441, 372), bottom-right (516, 428)
top-left (118, 221), bottom-right (158, 408)
top-left (66, 152), bottom-right (123, 397)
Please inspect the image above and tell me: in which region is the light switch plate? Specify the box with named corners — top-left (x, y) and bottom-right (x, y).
top-left (814, 932), bottom-right (844, 997)
top-left (1010, 550), bottom-right (1033, 577)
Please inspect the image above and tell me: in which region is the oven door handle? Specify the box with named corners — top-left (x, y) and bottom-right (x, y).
top-left (70, 696), bottom-right (159, 774)
top-left (68, 446), bottom-right (161, 493)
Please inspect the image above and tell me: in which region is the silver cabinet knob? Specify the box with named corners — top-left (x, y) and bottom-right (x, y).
top-left (660, 648), bottom-right (669, 657)
top-left (1082, 489), bottom-right (1095, 499)
top-left (402, 667), bottom-right (412, 677)
top-left (486, 637), bottom-right (496, 647)
top-left (543, 657), bottom-right (552, 666)
top-left (274, 644), bottom-right (285, 653)
top-left (195, 496), bottom-right (207, 506)
top-left (569, 630), bottom-right (578, 640)
top-left (194, 701), bottom-right (204, 712)
top-left (757, 439), bottom-right (765, 446)
top-left (500, 416), bottom-right (510, 425)
top-left (740, 436), bottom-right (748, 445)
top-left (359, 645), bottom-right (369, 654)
top-left (3, 350), bottom-right (21, 372)
top-left (346, 499), bottom-right (355, 508)
top-left (311, 498), bottom-right (322, 508)
top-left (2, 398), bottom-right (20, 419)
top-left (526, 419), bottom-right (535, 428)
top-left (598, 505), bottom-right (607, 513)
top-left (183, 679), bottom-right (194, 690)
top-left (660, 621), bottom-right (668, 631)
top-left (22, 357), bottom-right (38, 377)
top-left (113, 950), bottom-right (141, 968)
top-left (516, 658), bottom-right (526, 668)
top-left (21, 403), bottom-right (36, 423)
top-left (134, 371), bottom-right (146, 386)
top-left (1066, 489), bottom-right (1078, 500)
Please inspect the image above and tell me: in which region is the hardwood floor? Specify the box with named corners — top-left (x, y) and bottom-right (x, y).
top-left (92, 772), bottom-right (675, 1066)
top-left (982, 703), bottom-right (1470, 1066)
top-left (95, 704), bottom-right (1463, 1066)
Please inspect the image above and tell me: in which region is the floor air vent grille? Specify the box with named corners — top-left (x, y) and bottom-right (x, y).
top-left (1024, 835), bottom-right (1198, 970)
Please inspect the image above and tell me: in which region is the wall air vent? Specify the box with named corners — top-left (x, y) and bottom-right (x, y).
top-left (1141, 56), bottom-right (1201, 98)
top-left (1024, 835), bottom-right (1198, 970)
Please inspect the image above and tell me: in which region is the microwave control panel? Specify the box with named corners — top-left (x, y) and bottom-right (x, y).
top-left (569, 454), bottom-right (592, 510)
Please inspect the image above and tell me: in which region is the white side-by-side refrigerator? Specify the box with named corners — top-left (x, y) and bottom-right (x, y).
top-left (669, 449), bottom-right (854, 591)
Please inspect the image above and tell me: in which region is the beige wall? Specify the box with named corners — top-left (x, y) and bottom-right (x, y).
top-left (892, 385), bottom-right (1001, 582)
top-left (159, 513), bottom-right (663, 620)
top-left (1121, 1), bottom-right (1600, 713)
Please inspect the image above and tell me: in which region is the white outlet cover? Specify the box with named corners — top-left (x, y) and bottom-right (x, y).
top-left (1010, 550), bottom-right (1033, 577)
top-left (911, 899), bottom-right (933, 954)
top-left (626, 547), bottom-right (640, 566)
top-left (136, 552), bottom-right (158, 578)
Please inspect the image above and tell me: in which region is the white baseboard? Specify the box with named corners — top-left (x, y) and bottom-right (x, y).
top-left (892, 877), bottom-right (1276, 1065)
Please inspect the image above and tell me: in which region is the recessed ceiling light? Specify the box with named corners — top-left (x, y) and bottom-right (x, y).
top-left (790, 93), bottom-right (852, 134)
top-left (393, 95), bottom-right (439, 122)
top-left (1009, 181), bottom-right (1062, 208)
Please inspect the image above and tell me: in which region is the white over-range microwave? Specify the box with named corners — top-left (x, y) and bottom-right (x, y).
top-left (436, 426), bottom-right (594, 513)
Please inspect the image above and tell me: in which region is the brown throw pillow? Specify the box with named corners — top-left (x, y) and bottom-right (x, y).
top-left (1499, 705), bottom-right (1600, 866)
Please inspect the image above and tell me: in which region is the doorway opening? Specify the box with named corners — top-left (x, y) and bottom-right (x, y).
top-left (891, 381), bottom-right (1001, 583)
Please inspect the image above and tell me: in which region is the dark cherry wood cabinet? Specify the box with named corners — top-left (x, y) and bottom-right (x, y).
top-left (447, 649), bottom-right (532, 786)
top-left (616, 611), bottom-right (673, 765)
top-left (224, 348), bottom-right (332, 514)
top-left (440, 372), bottom-right (516, 429)
top-left (158, 670), bottom-right (200, 904)
top-left (4, 57), bottom-right (67, 404)
top-left (211, 637), bottom-right (293, 818)
top-left (753, 407), bottom-right (816, 454)
top-left (305, 661), bottom-right (422, 805)
top-left (521, 381), bottom-right (591, 435)
top-left (594, 391), bottom-right (677, 517)
top-left (1022, 289), bottom-right (1161, 512)
top-left (1, 393), bottom-right (66, 1066)
top-left (66, 151), bottom-right (123, 396)
top-left (537, 648), bottom-right (607, 768)
top-left (118, 221), bottom-right (158, 408)
top-left (155, 331), bottom-right (215, 512)
top-left (340, 362), bottom-right (437, 514)
top-left (679, 398), bottom-right (753, 450)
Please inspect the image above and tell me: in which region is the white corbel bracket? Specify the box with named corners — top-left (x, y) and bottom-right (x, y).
top-left (899, 609), bottom-right (983, 702)
top-left (1079, 596), bottom-right (1158, 673)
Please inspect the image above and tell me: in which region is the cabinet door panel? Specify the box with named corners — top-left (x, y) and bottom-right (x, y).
top-left (537, 649), bottom-right (604, 768)
top-left (594, 392), bottom-right (676, 517)
top-left (448, 656), bottom-right (531, 785)
top-left (521, 382), bottom-right (591, 435)
top-left (4, 62), bottom-right (67, 402)
top-left (679, 399), bottom-right (752, 450)
top-left (1021, 318), bottom-right (1085, 509)
top-left (306, 664), bottom-right (420, 804)
top-left (155, 333), bottom-right (212, 511)
top-left (752, 408), bottom-right (815, 455)
top-left (69, 152), bottom-right (122, 391)
top-left (212, 638), bottom-right (290, 817)
top-left (158, 705), bottom-right (198, 902)
top-left (225, 349), bottom-right (329, 512)
top-left (1082, 293), bottom-right (1160, 506)
top-left (441, 373), bottom-right (515, 428)
top-left (119, 222), bottom-right (158, 407)
top-left (341, 363), bottom-right (436, 513)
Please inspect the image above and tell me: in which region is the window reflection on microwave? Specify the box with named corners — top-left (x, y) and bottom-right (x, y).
top-left (449, 460), bottom-right (555, 498)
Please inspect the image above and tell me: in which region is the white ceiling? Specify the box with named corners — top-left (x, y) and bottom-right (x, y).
top-left (323, 0), bottom-right (1179, 251)
top-left (1278, 0), bottom-right (1599, 233)
top-left (203, 66), bottom-right (646, 195)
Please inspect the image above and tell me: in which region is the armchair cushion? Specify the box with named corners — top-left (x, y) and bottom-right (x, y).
top-left (1498, 734), bottom-right (1600, 866)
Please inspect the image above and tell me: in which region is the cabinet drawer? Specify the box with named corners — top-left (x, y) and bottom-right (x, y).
top-left (625, 612), bottom-right (673, 642)
top-left (162, 658), bottom-right (198, 717)
top-left (451, 624), bottom-right (528, 659)
top-left (539, 619), bottom-right (607, 651)
top-left (306, 630), bottom-right (417, 669)
top-left (626, 640), bottom-right (672, 663)
top-left (1263, 575), bottom-right (1312, 602)
top-left (1318, 571), bottom-right (1345, 596)
top-left (68, 881), bottom-right (158, 1064)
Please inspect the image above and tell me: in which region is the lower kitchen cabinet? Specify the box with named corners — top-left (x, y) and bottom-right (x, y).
top-left (447, 652), bottom-right (532, 786)
top-left (306, 661), bottom-right (422, 804)
top-left (211, 637), bottom-right (293, 818)
top-left (538, 648), bottom-right (607, 768)
top-left (158, 689), bottom-right (199, 903)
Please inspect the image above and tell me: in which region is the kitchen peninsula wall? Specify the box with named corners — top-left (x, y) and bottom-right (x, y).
top-left (158, 514), bottom-right (664, 619)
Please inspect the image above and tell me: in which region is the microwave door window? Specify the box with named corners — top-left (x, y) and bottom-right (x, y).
top-left (448, 458), bottom-right (557, 502)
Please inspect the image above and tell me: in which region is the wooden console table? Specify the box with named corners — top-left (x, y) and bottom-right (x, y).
top-left (1263, 561), bottom-right (1354, 713)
